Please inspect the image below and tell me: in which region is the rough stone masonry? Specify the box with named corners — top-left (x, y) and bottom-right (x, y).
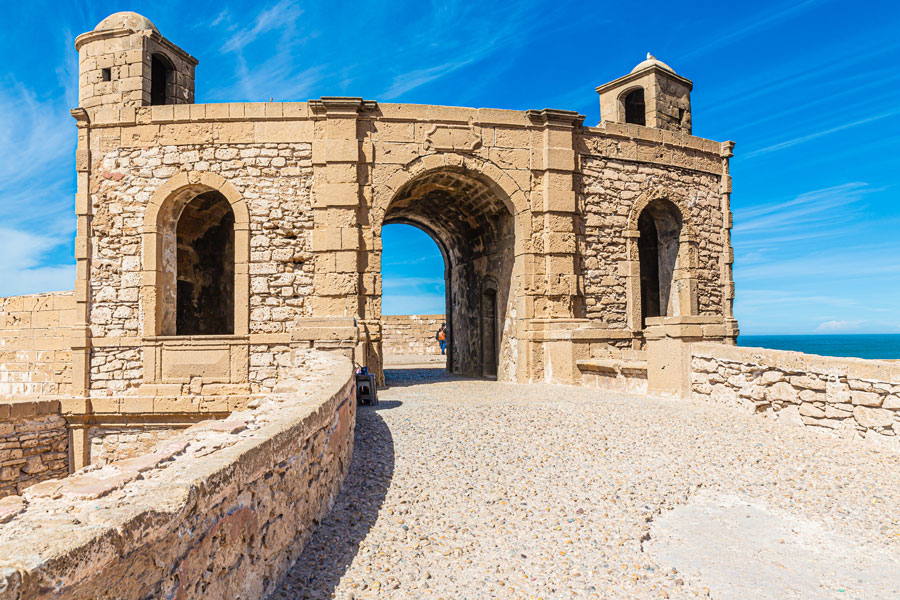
top-left (0, 11), bottom-right (739, 469)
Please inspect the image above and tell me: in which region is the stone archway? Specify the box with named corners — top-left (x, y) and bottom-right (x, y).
top-left (378, 166), bottom-right (516, 379)
top-left (624, 189), bottom-right (698, 330)
top-left (142, 171), bottom-right (250, 337)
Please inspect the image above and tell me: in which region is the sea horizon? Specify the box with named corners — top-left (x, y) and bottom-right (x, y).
top-left (737, 333), bottom-right (900, 360)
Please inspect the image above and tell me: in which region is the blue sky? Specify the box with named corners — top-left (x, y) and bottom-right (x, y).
top-left (2, 1), bottom-right (898, 334)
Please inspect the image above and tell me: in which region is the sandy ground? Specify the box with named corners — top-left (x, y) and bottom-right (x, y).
top-left (271, 366), bottom-right (900, 599)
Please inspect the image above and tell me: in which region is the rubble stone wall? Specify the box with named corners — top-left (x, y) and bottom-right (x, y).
top-left (0, 292), bottom-right (75, 397)
top-left (382, 314), bottom-right (445, 355)
top-left (577, 151), bottom-right (724, 326)
top-left (89, 142), bottom-right (314, 340)
top-left (691, 343), bottom-right (900, 449)
top-left (0, 399), bottom-right (68, 499)
top-left (0, 350), bottom-right (355, 599)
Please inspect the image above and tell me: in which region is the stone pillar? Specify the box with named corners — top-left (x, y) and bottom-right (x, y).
top-left (522, 109), bottom-right (587, 382)
top-left (719, 141), bottom-right (739, 341)
top-left (70, 109), bottom-right (92, 398)
top-left (644, 319), bottom-right (703, 398)
top-left (308, 98), bottom-right (380, 374)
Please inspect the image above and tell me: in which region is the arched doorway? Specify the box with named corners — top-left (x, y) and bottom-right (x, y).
top-left (380, 167), bottom-right (514, 379)
top-left (637, 198), bottom-right (682, 327)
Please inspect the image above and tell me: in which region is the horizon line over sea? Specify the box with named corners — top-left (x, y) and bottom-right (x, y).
top-left (737, 333), bottom-right (900, 360)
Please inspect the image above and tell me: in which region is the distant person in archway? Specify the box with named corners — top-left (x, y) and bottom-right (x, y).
top-left (436, 323), bottom-right (447, 355)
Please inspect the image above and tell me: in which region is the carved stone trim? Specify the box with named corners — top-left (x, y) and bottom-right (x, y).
top-left (424, 123), bottom-right (481, 153)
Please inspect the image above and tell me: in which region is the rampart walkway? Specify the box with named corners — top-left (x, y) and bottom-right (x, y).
top-left (273, 364), bottom-right (900, 599)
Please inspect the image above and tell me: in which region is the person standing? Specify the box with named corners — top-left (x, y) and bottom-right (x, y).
top-left (436, 323), bottom-right (447, 355)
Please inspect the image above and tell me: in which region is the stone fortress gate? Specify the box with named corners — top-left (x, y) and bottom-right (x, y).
top-left (51, 12), bottom-right (735, 468)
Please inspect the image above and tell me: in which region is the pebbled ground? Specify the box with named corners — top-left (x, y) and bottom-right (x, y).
top-left (271, 364), bottom-right (900, 599)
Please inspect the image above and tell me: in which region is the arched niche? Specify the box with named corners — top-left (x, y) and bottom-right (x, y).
top-left (624, 190), bottom-right (698, 330)
top-left (142, 172), bottom-right (250, 337)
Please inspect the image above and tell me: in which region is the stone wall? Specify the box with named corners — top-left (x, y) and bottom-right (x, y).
top-left (89, 142), bottom-right (314, 340)
top-left (690, 343), bottom-right (900, 449)
top-left (0, 399), bottom-right (68, 499)
top-left (0, 292), bottom-right (74, 397)
top-left (577, 149), bottom-right (725, 326)
top-left (382, 314), bottom-right (445, 355)
top-left (0, 350), bottom-right (355, 599)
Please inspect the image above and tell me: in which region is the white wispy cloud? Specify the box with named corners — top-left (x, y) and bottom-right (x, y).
top-left (680, 0), bottom-right (826, 61)
top-left (744, 110), bottom-right (900, 158)
top-left (382, 276), bottom-right (445, 291)
top-left (0, 227), bottom-right (74, 296)
top-left (732, 182), bottom-right (874, 247)
top-left (815, 320), bottom-right (862, 332)
top-left (735, 243), bottom-right (900, 281)
top-left (221, 0), bottom-right (303, 53)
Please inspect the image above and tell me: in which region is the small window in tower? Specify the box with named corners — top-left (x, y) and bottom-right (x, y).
top-left (624, 88), bottom-right (646, 126)
top-left (150, 53), bottom-right (174, 106)
top-left (101, 68), bottom-right (111, 82)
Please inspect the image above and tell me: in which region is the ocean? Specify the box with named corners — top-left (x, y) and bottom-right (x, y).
top-left (737, 334), bottom-right (900, 360)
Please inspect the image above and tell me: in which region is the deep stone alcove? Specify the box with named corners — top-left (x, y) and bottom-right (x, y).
top-left (175, 191), bottom-right (235, 335)
top-left (638, 198), bottom-right (682, 327)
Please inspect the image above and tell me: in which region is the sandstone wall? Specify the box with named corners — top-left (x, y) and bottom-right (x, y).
top-left (382, 314), bottom-right (445, 355)
top-left (0, 350), bottom-right (355, 599)
top-left (577, 149), bottom-right (725, 326)
top-left (0, 292), bottom-right (74, 397)
top-left (691, 343), bottom-right (900, 449)
top-left (0, 399), bottom-right (68, 499)
top-left (90, 142), bottom-right (314, 340)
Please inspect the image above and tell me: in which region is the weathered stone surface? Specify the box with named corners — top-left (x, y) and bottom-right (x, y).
top-left (851, 390), bottom-right (883, 407)
top-left (691, 344), bottom-right (900, 445)
top-left (0, 350), bottom-right (355, 600)
top-left (853, 406), bottom-right (893, 429)
top-left (0, 405), bottom-right (68, 499)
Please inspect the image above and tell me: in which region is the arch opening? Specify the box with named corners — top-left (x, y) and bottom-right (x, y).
top-left (175, 191), bottom-right (235, 335)
top-left (638, 198), bottom-right (682, 327)
top-left (623, 88), bottom-right (646, 126)
top-left (382, 168), bottom-right (514, 379)
top-left (150, 53), bottom-right (174, 106)
top-left (381, 222), bottom-right (450, 367)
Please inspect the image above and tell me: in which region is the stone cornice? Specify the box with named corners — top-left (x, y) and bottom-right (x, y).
top-left (526, 108), bottom-right (585, 128)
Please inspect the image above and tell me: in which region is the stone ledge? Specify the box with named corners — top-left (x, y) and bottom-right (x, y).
top-left (0, 398), bottom-right (61, 421)
top-left (576, 358), bottom-right (648, 376)
top-left (0, 350), bottom-right (356, 599)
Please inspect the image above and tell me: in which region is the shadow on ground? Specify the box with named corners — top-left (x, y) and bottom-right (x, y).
top-left (381, 367), bottom-right (484, 389)
top-left (269, 404), bottom-right (396, 599)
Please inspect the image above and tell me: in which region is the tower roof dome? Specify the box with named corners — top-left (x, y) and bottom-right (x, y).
top-left (630, 53), bottom-right (676, 74)
top-left (94, 11), bottom-right (158, 33)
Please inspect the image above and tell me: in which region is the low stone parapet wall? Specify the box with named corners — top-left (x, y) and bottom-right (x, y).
top-left (0, 292), bottom-right (75, 397)
top-left (382, 314), bottom-right (445, 355)
top-left (0, 399), bottom-right (68, 498)
top-left (0, 349), bottom-right (355, 599)
top-left (691, 343), bottom-right (900, 448)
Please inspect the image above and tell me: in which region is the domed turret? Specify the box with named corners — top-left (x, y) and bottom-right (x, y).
top-left (94, 11), bottom-right (159, 33)
top-left (595, 54), bottom-right (693, 134)
top-left (74, 12), bottom-right (197, 110)
top-left (630, 53), bottom-right (676, 75)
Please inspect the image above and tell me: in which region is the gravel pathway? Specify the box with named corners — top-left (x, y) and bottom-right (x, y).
top-left (271, 367), bottom-right (900, 599)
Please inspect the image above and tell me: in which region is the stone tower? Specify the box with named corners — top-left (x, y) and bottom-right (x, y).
top-left (73, 11), bottom-right (196, 109)
top-left (596, 54), bottom-right (693, 133)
